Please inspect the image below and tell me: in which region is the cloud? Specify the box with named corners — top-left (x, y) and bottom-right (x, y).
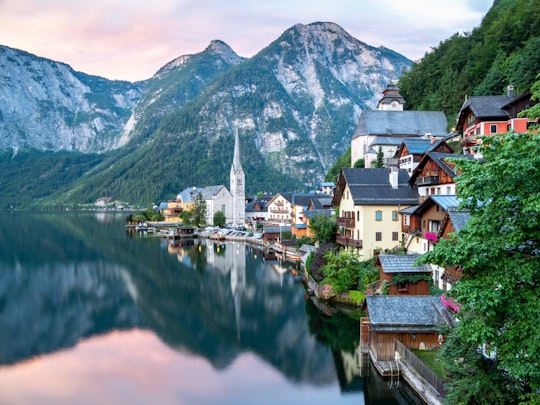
top-left (0, 0), bottom-right (493, 81)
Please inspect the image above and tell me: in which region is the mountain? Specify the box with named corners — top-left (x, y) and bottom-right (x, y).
top-left (0, 45), bottom-right (144, 153)
top-left (0, 22), bottom-right (412, 208)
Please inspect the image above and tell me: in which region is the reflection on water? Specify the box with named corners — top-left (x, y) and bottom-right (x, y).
top-left (0, 211), bottom-right (414, 404)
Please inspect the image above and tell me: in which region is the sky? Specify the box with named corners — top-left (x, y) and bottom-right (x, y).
top-left (0, 0), bottom-right (493, 82)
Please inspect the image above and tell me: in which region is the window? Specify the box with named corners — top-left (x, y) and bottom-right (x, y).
top-left (490, 124), bottom-right (497, 134)
top-left (392, 232), bottom-right (399, 241)
top-left (527, 121), bottom-right (538, 129)
top-left (404, 215), bottom-right (410, 226)
top-left (221, 204), bottom-right (226, 212)
top-left (430, 220), bottom-right (440, 232)
top-left (392, 210), bottom-right (398, 221)
top-left (375, 211), bottom-right (382, 221)
top-left (376, 232), bottom-right (382, 241)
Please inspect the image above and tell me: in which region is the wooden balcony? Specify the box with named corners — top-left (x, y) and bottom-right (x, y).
top-left (336, 235), bottom-right (363, 248)
top-left (417, 175), bottom-right (439, 185)
top-left (270, 208), bottom-right (289, 214)
top-left (337, 216), bottom-right (355, 228)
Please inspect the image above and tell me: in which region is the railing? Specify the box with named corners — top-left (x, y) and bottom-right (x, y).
top-left (337, 216), bottom-right (355, 227)
top-left (395, 339), bottom-right (445, 395)
top-left (417, 175), bottom-right (439, 185)
top-left (365, 279), bottom-right (380, 294)
top-left (336, 235), bottom-right (363, 248)
top-left (270, 209), bottom-right (289, 214)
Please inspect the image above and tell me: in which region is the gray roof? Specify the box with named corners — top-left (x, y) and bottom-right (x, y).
top-left (401, 138), bottom-right (435, 154)
top-left (353, 110), bottom-right (448, 139)
top-left (447, 208), bottom-right (470, 233)
top-left (411, 195), bottom-right (461, 217)
top-left (292, 192), bottom-right (317, 206)
top-left (399, 205), bottom-right (418, 214)
top-left (428, 195), bottom-right (461, 211)
top-left (263, 225), bottom-right (291, 234)
top-left (179, 185), bottom-right (229, 202)
top-left (370, 136), bottom-right (408, 146)
top-left (459, 95), bottom-right (515, 119)
top-left (340, 168), bottom-right (418, 206)
top-left (305, 209), bottom-right (334, 218)
top-left (378, 254), bottom-right (432, 274)
top-left (409, 152), bottom-right (476, 185)
top-left (366, 296), bottom-right (455, 331)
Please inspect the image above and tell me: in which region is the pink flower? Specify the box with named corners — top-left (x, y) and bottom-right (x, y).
top-left (441, 293), bottom-right (460, 312)
top-left (321, 284), bottom-right (336, 300)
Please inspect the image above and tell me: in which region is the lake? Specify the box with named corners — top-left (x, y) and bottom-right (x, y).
top-left (0, 211), bottom-right (422, 405)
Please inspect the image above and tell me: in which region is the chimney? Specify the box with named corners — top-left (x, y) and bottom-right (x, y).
top-left (389, 167), bottom-right (399, 189)
top-left (507, 85), bottom-right (514, 98)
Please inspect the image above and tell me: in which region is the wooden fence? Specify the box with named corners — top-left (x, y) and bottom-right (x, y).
top-left (395, 339), bottom-right (445, 395)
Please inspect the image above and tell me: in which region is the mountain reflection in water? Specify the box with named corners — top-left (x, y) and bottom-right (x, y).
top-left (0, 212), bottom-right (409, 405)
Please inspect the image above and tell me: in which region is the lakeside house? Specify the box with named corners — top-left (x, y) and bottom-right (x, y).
top-left (332, 167), bottom-right (418, 260)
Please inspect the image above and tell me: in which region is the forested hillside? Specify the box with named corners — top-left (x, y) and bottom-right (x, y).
top-left (398, 0), bottom-right (540, 127)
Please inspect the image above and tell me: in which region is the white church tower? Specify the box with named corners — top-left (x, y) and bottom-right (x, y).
top-left (230, 128), bottom-right (245, 226)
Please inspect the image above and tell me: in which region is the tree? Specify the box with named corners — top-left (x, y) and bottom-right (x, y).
top-left (213, 210), bottom-right (226, 227)
top-left (179, 209), bottom-right (194, 225)
top-left (192, 192), bottom-right (207, 227)
top-left (419, 129), bottom-right (540, 402)
top-left (374, 146), bottom-right (384, 168)
top-left (308, 213), bottom-right (337, 244)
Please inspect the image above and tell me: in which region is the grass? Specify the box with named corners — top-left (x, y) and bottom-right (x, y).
top-left (347, 290), bottom-right (365, 305)
top-left (411, 349), bottom-right (447, 379)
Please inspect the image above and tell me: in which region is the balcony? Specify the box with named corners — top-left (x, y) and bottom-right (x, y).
top-left (270, 208), bottom-right (289, 214)
top-left (336, 235), bottom-right (363, 248)
top-left (416, 175), bottom-right (439, 185)
top-left (337, 216), bottom-right (355, 228)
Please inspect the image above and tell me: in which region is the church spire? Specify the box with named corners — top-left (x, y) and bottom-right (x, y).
top-left (232, 127), bottom-right (243, 172)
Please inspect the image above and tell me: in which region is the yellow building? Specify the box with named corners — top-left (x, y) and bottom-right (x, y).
top-left (332, 167), bottom-right (418, 260)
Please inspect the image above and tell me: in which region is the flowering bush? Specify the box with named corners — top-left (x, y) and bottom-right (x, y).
top-left (320, 283), bottom-right (336, 300)
top-left (441, 293), bottom-right (460, 312)
top-left (425, 232), bottom-right (438, 243)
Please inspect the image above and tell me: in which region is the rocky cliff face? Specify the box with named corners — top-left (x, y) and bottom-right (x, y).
top-left (0, 46), bottom-right (143, 153)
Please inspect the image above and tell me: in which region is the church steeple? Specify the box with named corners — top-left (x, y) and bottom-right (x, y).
top-left (230, 128), bottom-right (245, 225)
top-left (377, 83), bottom-right (405, 111)
top-left (232, 127), bottom-right (243, 173)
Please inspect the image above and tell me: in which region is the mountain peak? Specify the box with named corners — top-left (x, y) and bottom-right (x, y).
top-left (204, 40), bottom-right (243, 64)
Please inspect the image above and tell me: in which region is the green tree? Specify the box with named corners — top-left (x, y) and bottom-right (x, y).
top-left (325, 145), bottom-right (351, 182)
top-left (179, 209), bottom-right (194, 225)
top-left (308, 213), bottom-right (337, 244)
top-left (374, 146), bottom-right (384, 168)
top-left (213, 210), bottom-right (226, 227)
top-left (192, 192), bottom-right (207, 227)
top-left (419, 130), bottom-right (540, 402)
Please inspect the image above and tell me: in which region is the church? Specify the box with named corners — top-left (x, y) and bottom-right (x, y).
top-left (169, 128), bottom-right (246, 226)
top-left (350, 83), bottom-right (448, 168)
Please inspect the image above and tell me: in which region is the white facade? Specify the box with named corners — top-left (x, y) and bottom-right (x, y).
top-left (267, 194), bottom-right (293, 223)
top-left (230, 128), bottom-right (246, 225)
